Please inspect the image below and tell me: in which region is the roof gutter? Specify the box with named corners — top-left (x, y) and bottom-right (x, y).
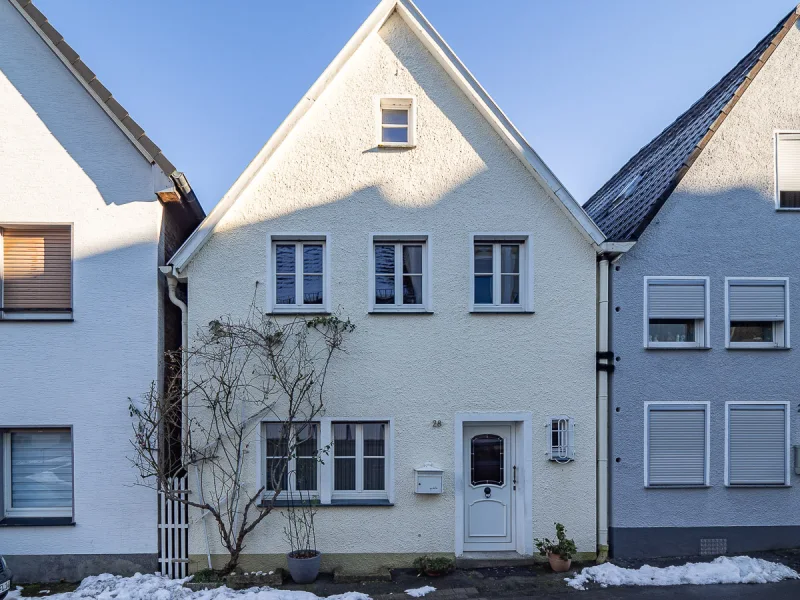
top-left (171, 172), bottom-right (205, 223)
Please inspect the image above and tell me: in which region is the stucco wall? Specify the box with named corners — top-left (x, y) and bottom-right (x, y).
top-left (0, 0), bottom-right (162, 565)
top-left (609, 22), bottom-right (800, 543)
top-left (185, 13), bottom-right (597, 562)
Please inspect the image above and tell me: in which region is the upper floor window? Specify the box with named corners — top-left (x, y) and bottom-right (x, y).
top-left (470, 234), bottom-right (533, 313)
top-left (369, 235), bottom-right (430, 312)
top-left (725, 278), bottom-right (788, 349)
top-left (775, 132), bottom-right (800, 208)
top-left (0, 224), bottom-right (72, 320)
top-left (268, 235), bottom-right (329, 313)
top-left (644, 277), bottom-right (709, 348)
top-left (378, 97), bottom-right (415, 148)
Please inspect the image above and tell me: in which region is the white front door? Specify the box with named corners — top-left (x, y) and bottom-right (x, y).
top-left (463, 424), bottom-right (515, 551)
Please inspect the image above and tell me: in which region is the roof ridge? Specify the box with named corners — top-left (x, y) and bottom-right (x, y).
top-left (8, 0), bottom-right (204, 220)
top-left (584, 6), bottom-right (798, 241)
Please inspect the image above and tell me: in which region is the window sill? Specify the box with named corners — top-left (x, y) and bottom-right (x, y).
top-left (369, 308), bottom-right (433, 315)
top-left (470, 308), bottom-right (533, 314)
top-left (0, 318), bottom-right (74, 323)
top-left (268, 309), bottom-right (331, 316)
top-left (0, 517), bottom-right (75, 527)
top-left (377, 143), bottom-right (416, 149)
top-left (726, 484), bottom-right (791, 488)
top-left (645, 485), bottom-right (711, 489)
top-left (726, 345), bottom-right (790, 350)
top-left (775, 207), bottom-right (800, 211)
top-left (645, 345), bottom-right (711, 351)
top-left (260, 498), bottom-right (392, 508)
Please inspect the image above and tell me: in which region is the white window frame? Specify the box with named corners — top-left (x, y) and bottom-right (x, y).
top-left (259, 422), bottom-right (321, 500)
top-left (469, 233), bottom-right (534, 313)
top-left (724, 277), bottom-right (789, 349)
top-left (643, 402), bottom-right (710, 488)
top-left (376, 96), bottom-right (416, 148)
top-left (643, 276), bottom-right (710, 349)
top-left (724, 401), bottom-right (791, 487)
top-left (2, 427), bottom-right (74, 519)
top-left (546, 415), bottom-right (575, 463)
top-left (0, 223), bottom-right (74, 321)
top-left (368, 233), bottom-right (432, 313)
top-left (329, 420), bottom-right (391, 501)
top-left (774, 130), bottom-right (800, 210)
top-left (266, 234), bottom-right (331, 314)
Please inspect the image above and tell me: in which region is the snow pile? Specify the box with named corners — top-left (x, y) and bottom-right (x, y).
top-left (6, 573), bottom-right (373, 600)
top-left (566, 556), bottom-right (800, 590)
top-left (404, 586), bottom-right (436, 597)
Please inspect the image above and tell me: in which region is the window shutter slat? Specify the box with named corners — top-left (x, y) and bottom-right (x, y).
top-left (729, 406), bottom-right (786, 485)
top-left (778, 134), bottom-right (800, 193)
top-left (728, 283), bottom-right (785, 321)
top-left (648, 408), bottom-right (706, 485)
top-left (2, 226), bottom-right (72, 310)
top-left (648, 281), bottom-right (706, 319)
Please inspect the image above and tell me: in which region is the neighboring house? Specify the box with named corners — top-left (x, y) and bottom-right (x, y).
top-left (585, 7), bottom-right (800, 559)
top-left (0, 0), bottom-right (203, 582)
top-left (166, 0), bottom-right (614, 574)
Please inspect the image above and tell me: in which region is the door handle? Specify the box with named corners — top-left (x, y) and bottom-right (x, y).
top-left (513, 465), bottom-right (517, 491)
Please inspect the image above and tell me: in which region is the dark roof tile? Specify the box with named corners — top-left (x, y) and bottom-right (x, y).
top-left (584, 8), bottom-right (797, 241)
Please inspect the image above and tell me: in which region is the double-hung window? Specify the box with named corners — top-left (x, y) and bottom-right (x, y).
top-left (269, 236), bottom-right (329, 313)
top-left (370, 235), bottom-right (429, 312)
top-left (2, 428), bottom-right (74, 520)
top-left (378, 97), bottom-right (415, 147)
top-left (726, 403), bottom-right (789, 486)
top-left (471, 234), bottom-right (532, 312)
top-left (644, 403), bottom-right (709, 487)
top-left (775, 132), bottom-right (800, 208)
top-left (644, 277), bottom-right (709, 348)
top-left (0, 225), bottom-right (72, 320)
top-left (332, 422), bottom-right (388, 499)
top-left (725, 278), bottom-right (789, 348)
top-left (263, 422), bottom-right (320, 498)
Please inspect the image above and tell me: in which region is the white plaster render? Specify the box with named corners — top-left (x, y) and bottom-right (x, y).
top-left (610, 22), bottom-right (800, 531)
top-left (185, 13), bottom-right (597, 557)
top-left (0, 0), bottom-right (163, 556)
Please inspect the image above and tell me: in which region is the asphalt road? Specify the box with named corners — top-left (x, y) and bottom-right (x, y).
top-left (513, 579), bottom-right (800, 598)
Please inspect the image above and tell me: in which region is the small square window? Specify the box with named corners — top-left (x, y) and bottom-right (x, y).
top-left (471, 236), bottom-right (531, 312)
top-left (644, 278), bottom-right (708, 348)
top-left (725, 278), bottom-right (788, 349)
top-left (269, 237), bottom-right (329, 313)
top-left (2, 428), bottom-right (74, 519)
top-left (547, 416), bottom-right (574, 463)
top-left (378, 97), bottom-right (415, 147)
top-left (370, 237), bottom-right (428, 312)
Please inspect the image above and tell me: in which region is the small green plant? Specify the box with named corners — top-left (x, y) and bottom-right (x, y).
top-left (534, 522), bottom-right (577, 560)
top-left (412, 555), bottom-right (455, 576)
top-left (190, 568), bottom-right (220, 583)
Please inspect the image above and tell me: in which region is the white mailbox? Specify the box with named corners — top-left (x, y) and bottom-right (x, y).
top-left (414, 462), bottom-right (443, 494)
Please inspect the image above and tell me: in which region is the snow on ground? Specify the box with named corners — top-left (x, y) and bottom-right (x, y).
top-left (404, 586), bottom-right (436, 597)
top-left (566, 556), bottom-right (800, 590)
top-left (5, 573), bottom-right (372, 600)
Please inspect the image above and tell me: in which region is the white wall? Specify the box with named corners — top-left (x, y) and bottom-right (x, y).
top-left (0, 0), bottom-right (161, 558)
top-left (185, 12), bottom-right (597, 558)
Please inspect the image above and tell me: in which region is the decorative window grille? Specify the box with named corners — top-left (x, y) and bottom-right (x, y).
top-left (547, 416), bottom-right (574, 463)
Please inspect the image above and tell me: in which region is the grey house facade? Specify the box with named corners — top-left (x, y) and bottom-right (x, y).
top-left (585, 8), bottom-right (800, 559)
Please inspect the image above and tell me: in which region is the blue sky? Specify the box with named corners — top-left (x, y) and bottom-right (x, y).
top-left (36, 0), bottom-right (794, 213)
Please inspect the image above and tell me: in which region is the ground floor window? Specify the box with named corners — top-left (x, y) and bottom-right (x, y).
top-left (263, 422), bottom-right (320, 497)
top-left (645, 403), bottom-right (709, 487)
top-left (2, 428), bottom-right (73, 519)
top-left (726, 403), bottom-right (789, 486)
top-left (333, 422), bottom-right (387, 498)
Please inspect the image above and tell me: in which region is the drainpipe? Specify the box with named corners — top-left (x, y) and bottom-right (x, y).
top-left (596, 256), bottom-right (610, 563)
top-left (160, 265), bottom-right (188, 447)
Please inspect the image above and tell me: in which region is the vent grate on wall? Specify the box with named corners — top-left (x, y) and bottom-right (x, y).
top-left (700, 538), bottom-right (727, 556)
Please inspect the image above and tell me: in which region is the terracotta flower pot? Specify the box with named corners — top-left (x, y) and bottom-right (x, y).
top-left (548, 552), bottom-right (572, 573)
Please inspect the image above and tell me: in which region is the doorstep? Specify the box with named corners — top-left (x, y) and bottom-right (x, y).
top-left (455, 552), bottom-right (535, 569)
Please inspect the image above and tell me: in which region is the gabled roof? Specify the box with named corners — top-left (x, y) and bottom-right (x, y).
top-left (168, 0), bottom-right (606, 274)
top-left (8, 0), bottom-right (204, 222)
top-left (584, 7), bottom-right (799, 242)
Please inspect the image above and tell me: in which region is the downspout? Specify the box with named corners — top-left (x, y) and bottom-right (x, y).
top-left (596, 256), bottom-right (611, 563)
top-left (160, 265), bottom-right (212, 569)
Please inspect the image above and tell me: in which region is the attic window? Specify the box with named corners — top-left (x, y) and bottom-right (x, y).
top-left (379, 97), bottom-right (415, 147)
top-left (776, 133), bottom-right (800, 208)
top-left (612, 174), bottom-right (642, 208)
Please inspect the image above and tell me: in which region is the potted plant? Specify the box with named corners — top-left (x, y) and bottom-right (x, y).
top-left (283, 491), bottom-right (321, 583)
top-left (412, 555), bottom-right (454, 577)
top-left (534, 522), bottom-right (577, 573)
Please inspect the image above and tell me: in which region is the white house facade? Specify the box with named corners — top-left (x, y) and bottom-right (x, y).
top-left (0, 0), bottom-right (203, 582)
top-left (168, 0), bottom-right (607, 575)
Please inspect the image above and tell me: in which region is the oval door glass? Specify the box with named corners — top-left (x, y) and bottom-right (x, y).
top-left (470, 434), bottom-right (504, 486)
